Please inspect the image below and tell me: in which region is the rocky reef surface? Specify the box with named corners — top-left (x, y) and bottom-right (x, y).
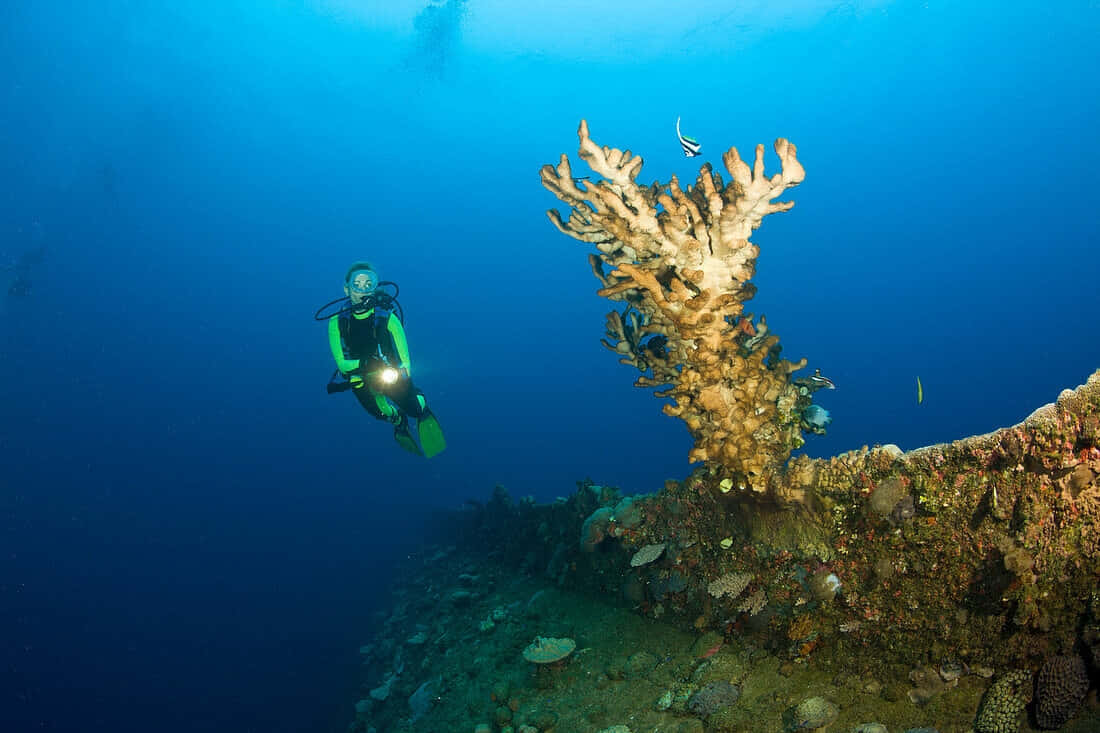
top-left (347, 489), bottom-right (1099, 732)
top-left (349, 371), bottom-right (1100, 732)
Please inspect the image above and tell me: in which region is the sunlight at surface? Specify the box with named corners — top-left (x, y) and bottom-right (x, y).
top-left (312, 0), bottom-right (896, 59)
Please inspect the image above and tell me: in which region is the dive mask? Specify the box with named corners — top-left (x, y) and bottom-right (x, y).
top-left (348, 269), bottom-right (379, 296)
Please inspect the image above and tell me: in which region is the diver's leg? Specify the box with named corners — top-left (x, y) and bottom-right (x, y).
top-left (359, 383), bottom-right (420, 455)
top-left (388, 379), bottom-right (429, 419)
top-left (353, 384), bottom-right (398, 422)
top-left (389, 406), bottom-right (421, 456)
top-left (389, 379), bottom-right (445, 457)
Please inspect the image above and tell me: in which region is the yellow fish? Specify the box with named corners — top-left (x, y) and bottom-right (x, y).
top-left (917, 376), bottom-right (924, 404)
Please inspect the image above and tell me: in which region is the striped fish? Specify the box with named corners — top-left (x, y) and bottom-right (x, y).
top-left (676, 116), bottom-right (701, 157)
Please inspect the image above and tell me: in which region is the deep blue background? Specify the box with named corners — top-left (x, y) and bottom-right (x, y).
top-left (2, 1), bottom-right (1097, 731)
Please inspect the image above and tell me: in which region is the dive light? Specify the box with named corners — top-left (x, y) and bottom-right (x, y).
top-left (379, 366), bottom-right (400, 385)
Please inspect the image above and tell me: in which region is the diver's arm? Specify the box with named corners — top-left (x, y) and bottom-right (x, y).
top-left (386, 313), bottom-right (412, 374)
top-left (328, 316), bottom-right (360, 374)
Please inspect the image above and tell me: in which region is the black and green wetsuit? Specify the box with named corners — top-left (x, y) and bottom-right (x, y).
top-left (328, 305), bottom-right (428, 422)
top-left (328, 303), bottom-right (446, 458)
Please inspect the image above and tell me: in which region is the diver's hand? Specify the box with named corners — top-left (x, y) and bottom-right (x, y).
top-left (348, 373), bottom-right (364, 389)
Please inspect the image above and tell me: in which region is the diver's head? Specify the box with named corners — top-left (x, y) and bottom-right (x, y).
top-left (343, 261), bottom-right (379, 305)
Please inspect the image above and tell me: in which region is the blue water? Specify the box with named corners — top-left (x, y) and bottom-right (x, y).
top-left (1, 1), bottom-right (1097, 730)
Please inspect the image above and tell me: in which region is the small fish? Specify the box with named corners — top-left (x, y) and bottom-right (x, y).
top-left (572, 176), bottom-right (589, 183)
top-left (699, 641), bottom-right (723, 659)
top-left (802, 404), bottom-right (832, 431)
top-left (917, 376), bottom-right (924, 404)
top-left (676, 116), bottom-right (701, 157)
top-left (810, 372), bottom-right (836, 390)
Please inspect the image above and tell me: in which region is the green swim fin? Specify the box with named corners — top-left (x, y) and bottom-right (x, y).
top-left (417, 411), bottom-right (446, 458)
top-left (393, 421), bottom-right (423, 456)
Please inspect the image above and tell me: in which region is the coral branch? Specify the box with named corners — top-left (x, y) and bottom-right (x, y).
top-left (541, 120), bottom-right (817, 490)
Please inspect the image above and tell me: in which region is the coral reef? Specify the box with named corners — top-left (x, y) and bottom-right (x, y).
top-left (347, 120), bottom-right (1100, 733)
top-left (443, 372), bottom-right (1100, 679)
top-left (541, 120), bottom-right (815, 488)
top-left (350, 418), bottom-right (1100, 731)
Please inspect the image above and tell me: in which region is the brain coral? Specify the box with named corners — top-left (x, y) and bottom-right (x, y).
top-left (1034, 654), bottom-right (1089, 729)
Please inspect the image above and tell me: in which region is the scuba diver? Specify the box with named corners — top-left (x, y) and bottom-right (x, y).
top-left (316, 262), bottom-right (446, 458)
